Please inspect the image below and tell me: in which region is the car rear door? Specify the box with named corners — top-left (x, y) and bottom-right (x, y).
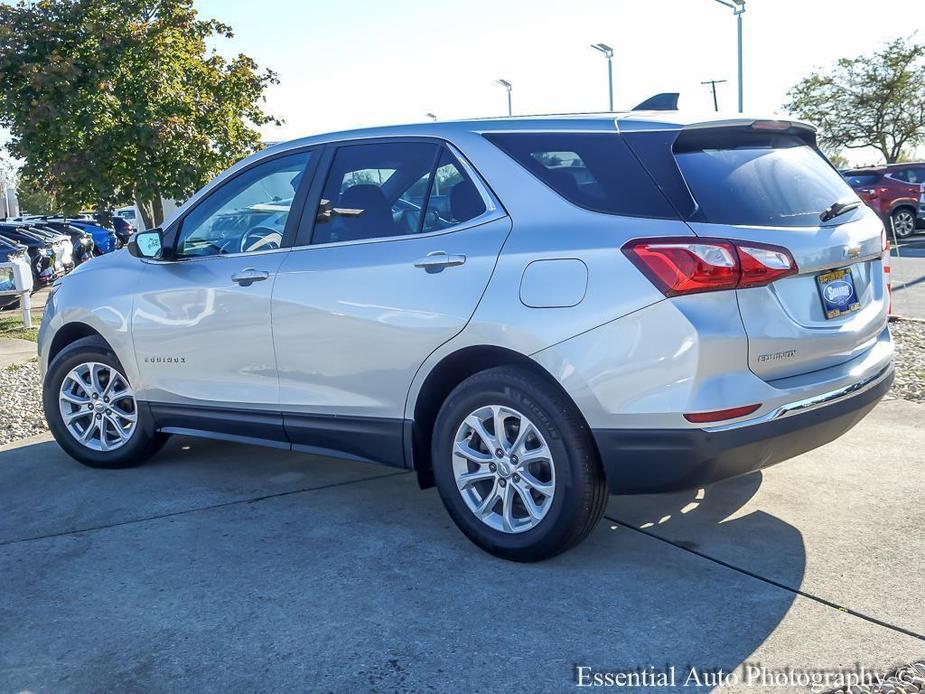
top-left (271, 138), bottom-right (510, 466)
top-left (626, 123), bottom-right (889, 382)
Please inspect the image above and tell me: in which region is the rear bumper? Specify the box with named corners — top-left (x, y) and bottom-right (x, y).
top-left (593, 364), bottom-right (893, 494)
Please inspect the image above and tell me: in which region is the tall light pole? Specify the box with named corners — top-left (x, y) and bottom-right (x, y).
top-left (425, 112), bottom-right (437, 121)
top-left (712, 0), bottom-right (745, 113)
top-left (496, 79), bottom-right (512, 116)
top-left (590, 43), bottom-right (614, 111)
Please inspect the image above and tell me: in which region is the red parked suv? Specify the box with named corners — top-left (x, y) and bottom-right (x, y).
top-left (843, 164), bottom-right (925, 238)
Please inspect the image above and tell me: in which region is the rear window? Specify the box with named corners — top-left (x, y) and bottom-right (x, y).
top-left (483, 132), bottom-right (677, 219)
top-left (671, 131), bottom-right (858, 227)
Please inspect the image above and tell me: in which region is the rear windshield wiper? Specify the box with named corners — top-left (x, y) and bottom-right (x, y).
top-left (820, 199), bottom-right (861, 222)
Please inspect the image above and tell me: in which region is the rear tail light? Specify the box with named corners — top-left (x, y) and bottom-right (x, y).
top-left (622, 237), bottom-right (798, 296)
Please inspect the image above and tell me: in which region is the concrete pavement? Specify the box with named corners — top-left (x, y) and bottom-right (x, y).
top-left (1, 401), bottom-right (924, 692)
top-left (0, 336), bottom-right (36, 369)
top-left (891, 237), bottom-right (925, 319)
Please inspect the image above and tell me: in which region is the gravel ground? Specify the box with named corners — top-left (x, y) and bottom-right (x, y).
top-left (889, 319), bottom-right (925, 403)
top-left (0, 359), bottom-right (46, 446)
top-left (1, 319), bottom-right (923, 448)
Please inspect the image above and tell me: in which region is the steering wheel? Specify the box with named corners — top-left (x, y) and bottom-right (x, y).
top-left (239, 226), bottom-right (282, 253)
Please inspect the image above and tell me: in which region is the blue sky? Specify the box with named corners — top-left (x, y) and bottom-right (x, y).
top-left (196, 0), bottom-right (925, 163)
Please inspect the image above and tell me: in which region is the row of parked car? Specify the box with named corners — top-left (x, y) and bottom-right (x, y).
top-left (0, 214), bottom-right (134, 302)
top-left (842, 162), bottom-right (925, 238)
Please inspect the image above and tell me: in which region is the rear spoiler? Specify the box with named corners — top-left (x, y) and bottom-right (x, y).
top-left (632, 93), bottom-right (679, 111)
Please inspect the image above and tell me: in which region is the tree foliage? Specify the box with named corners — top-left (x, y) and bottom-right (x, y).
top-left (0, 0), bottom-right (279, 227)
top-left (16, 174), bottom-right (73, 216)
top-left (785, 37), bottom-right (925, 164)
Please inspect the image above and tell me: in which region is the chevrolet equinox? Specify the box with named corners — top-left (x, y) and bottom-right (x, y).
top-left (39, 112), bottom-right (894, 561)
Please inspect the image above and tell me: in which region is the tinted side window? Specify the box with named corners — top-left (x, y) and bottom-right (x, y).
top-left (891, 170), bottom-right (910, 182)
top-left (313, 142), bottom-right (439, 244)
top-left (177, 152), bottom-right (311, 257)
top-left (483, 132), bottom-right (677, 219)
top-left (421, 148), bottom-right (486, 233)
top-left (846, 173), bottom-right (882, 186)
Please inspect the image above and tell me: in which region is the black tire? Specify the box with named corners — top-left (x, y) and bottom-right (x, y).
top-left (891, 207), bottom-right (917, 238)
top-left (42, 335), bottom-right (167, 468)
top-left (431, 365), bottom-right (608, 562)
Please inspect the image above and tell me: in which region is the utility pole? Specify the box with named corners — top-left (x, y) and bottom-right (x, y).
top-left (701, 79), bottom-right (727, 111)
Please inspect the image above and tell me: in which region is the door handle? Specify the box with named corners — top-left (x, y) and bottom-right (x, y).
top-left (231, 268), bottom-right (270, 286)
top-left (413, 251), bottom-right (467, 272)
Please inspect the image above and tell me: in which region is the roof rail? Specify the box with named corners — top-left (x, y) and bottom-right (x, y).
top-left (632, 93), bottom-right (679, 111)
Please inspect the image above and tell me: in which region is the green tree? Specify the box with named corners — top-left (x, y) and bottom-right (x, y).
top-left (825, 151), bottom-right (851, 170)
top-left (785, 37), bottom-right (925, 164)
top-left (0, 0), bottom-right (279, 228)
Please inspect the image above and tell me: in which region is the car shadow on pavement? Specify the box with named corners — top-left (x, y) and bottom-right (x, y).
top-left (0, 438), bottom-right (810, 691)
top-left (607, 471), bottom-right (807, 589)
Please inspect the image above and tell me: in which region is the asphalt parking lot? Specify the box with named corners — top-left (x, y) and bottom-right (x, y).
top-left (1, 398), bottom-right (923, 692)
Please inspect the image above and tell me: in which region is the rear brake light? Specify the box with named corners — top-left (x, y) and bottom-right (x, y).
top-left (684, 404), bottom-right (762, 423)
top-left (750, 119), bottom-right (791, 131)
top-left (622, 237), bottom-right (797, 296)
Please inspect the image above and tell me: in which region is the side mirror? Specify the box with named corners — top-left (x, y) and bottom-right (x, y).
top-left (127, 228), bottom-right (164, 259)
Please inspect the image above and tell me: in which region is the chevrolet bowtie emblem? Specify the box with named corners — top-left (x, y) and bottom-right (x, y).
top-left (844, 245), bottom-right (862, 259)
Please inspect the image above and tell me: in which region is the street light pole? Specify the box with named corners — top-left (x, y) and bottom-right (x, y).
top-left (496, 79), bottom-right (512, 116)
top-left (711, 0), bottom-right (746, 113)
top-left (736, 3), bottom-right (744, 112)
top-left (590, 43), bottom-right (614, 111)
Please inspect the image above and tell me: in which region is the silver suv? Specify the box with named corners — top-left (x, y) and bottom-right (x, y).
top-left (39, 112), bottom-right (893, 561)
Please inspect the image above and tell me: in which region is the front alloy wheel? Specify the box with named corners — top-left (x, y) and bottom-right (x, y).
top-left (453, 405), bottom-right (555, 534)
top-left (58, 361), bottom-right (138, 451)
top-left (43, 335), bottom-right (167, 468)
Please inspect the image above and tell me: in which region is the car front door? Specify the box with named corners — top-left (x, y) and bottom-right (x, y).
top-left (271, 139), bottom-right (511, 466)
top-left (132, 149), bottom-right (315, 443)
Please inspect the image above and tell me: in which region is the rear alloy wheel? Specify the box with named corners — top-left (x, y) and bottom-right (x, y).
top-left (452, 405), bottom-right (556, 534)
top-left (43, 336), bottom-right (167, 468)
top-left (891, 208), bottom-right (917, 238)
top-left (432, 365), bottom-right (608, 561)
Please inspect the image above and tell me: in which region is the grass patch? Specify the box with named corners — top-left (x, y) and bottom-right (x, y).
top-left (0, 313), bottom-right (39, 342)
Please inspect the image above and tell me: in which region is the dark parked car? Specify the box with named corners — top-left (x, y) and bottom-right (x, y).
top-left (65, 219), bottom-right (120, 254)
top-left (109, 215), bottom-right (133, 243)
top-left (39, 220), bottom-right (95, 264)
top-left (16, 224), bottom-right (75, 273)
top-left (843, 164), bottom-right (925, 238)
top-left (0, 224), bottom-right (64, 286)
